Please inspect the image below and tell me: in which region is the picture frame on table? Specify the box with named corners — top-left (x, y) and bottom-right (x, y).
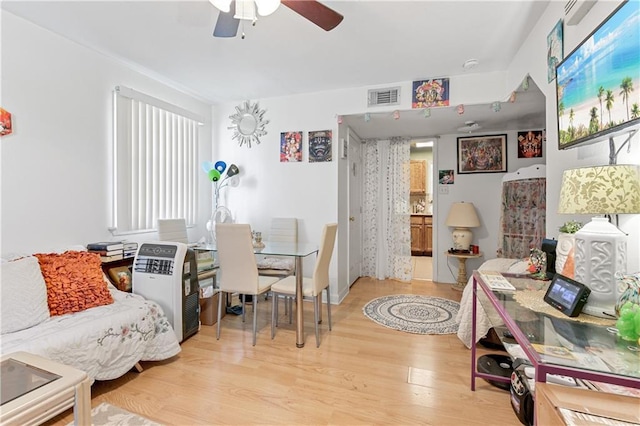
top-left (457, 134), bottom-right (507, 174)
top-left (108, 265), bottom-right (132, 292)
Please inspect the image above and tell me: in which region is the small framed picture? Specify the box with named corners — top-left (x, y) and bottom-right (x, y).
top-left (280, 131), bottom-right (302, 162)
top-left (439, 169), bottom-right (454, 184)
top-left (108, 266), bottom-right (132, 292)
top-left (457, 134), bottom-right (507, 174)
top-left (517, 130), bottom-right (544, 158)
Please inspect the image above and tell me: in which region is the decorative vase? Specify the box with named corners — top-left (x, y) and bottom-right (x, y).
top-left (555, 232), bottom-right (575, 275)
top-left (252, 231), bottom-right (265, 249)
top-left (615, 272), bottom-right (640, 318)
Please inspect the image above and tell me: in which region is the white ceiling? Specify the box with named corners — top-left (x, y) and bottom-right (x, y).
top-left (2, 0), bottom-right (550, 139)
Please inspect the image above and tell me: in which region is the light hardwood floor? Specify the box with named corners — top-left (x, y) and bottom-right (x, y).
top-left (46, 277), bottom-right (519, 425)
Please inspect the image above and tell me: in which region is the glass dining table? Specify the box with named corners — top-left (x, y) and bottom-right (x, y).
top-left (193, 241), bottom-right (319, 348)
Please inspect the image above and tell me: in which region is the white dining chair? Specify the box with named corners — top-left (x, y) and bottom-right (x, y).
top-left (215, 223), bottom-right (282, 346)
top-left (256, 217), bottom-right (298, 278)
top-left (270, 223), bottom-right (337, 348)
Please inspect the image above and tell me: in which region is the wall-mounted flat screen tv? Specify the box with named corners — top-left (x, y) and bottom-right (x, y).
top-left (556, 0), bottom-right (640, 150)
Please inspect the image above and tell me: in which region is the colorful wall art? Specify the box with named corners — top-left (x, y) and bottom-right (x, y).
top-left (308, 130), bottom-right (332, 162)
top-left (412, 78), bottom-right (450, 109)
top-left (280, 131), bottom-right (302, 162)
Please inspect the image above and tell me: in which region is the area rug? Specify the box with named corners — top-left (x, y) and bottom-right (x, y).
top-left (363, 295), bottom-right (460, 334)
top-left (66, 402), bottom-right (161, 426)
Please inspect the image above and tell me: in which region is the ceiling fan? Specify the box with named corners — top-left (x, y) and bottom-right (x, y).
top-left (211, 0), bottom-right (344, 38)
top-left (456, 121), bottom-right (482, 133)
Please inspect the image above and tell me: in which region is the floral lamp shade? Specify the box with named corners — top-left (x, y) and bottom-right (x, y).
top-left (557, 164), bottom-right (640, 318)
top-left (557, 165), bottom-right (640, 215)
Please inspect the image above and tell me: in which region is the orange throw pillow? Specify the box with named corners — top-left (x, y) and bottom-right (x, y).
top-left (34, 251), bottom-right (113, 316)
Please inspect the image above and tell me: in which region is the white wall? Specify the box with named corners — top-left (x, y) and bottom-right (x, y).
top-left (0, 12), bottom-right (213, 256)
top-left (506, 1), bottom-right (639, 273)
top-left (433, 130), bottom-right (547, 283)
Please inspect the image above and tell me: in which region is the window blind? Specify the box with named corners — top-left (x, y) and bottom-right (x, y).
top-left (113, 87), bottom-right (199, 234)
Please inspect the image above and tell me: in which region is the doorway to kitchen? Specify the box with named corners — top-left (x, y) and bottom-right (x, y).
top-left (412, 256), bottom-right (433, 280)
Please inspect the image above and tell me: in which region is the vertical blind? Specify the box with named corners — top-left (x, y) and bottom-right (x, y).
top-left (113, 87), bottom-right (199, 233)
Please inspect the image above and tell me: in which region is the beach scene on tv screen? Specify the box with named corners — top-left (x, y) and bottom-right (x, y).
top-left (556, 1), bottom-right (640, 148)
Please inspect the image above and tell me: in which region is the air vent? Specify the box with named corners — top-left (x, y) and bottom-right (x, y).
top-left (564, 0), bottom-right (597, 26)
top-left (367, 87), bottom-right (400, 107)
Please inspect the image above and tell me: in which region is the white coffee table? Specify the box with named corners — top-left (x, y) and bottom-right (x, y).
top-left (0, 351), bottom-right (92, 425)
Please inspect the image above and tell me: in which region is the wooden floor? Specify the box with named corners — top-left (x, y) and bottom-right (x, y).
top-left (46, 277), bottom-right (520, 425)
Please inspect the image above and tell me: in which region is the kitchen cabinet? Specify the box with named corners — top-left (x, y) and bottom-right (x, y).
top-left (410, 160), bottom-right (426, 194)
top-left (411, 215), bottom-right (432, 256)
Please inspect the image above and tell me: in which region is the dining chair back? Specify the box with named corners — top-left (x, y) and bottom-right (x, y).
top-left (157, 218), bottom-right (217, 280)
top-left (257, 218), bottom-right (298, 277)
top-left (269, 218), bottom-right (298, 243)
top-left (215, 223), bottom-right (282, 345)
top-left (157, 218), bottom-right (189, 243)
top-left (270, 222), bottom-right (338, 347)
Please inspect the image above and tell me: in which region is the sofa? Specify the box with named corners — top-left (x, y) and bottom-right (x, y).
top-left (0, 250), bottom-right (181, 381)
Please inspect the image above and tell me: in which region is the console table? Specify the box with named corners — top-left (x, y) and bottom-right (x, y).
top-left (471, 271), bottom-right (640, 424)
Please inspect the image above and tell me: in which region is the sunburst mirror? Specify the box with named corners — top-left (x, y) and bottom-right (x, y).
top-left (228, 100), bottom-right (269, 148)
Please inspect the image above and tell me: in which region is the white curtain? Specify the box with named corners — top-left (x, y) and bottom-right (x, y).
top-left (361, 137), bottom-right (412, 281)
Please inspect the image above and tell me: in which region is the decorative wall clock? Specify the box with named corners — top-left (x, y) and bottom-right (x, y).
top-left (228, 100), bottom-right (269, 148)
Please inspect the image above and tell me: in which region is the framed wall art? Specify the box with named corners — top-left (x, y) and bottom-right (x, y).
top-left (547, 19), bottom-right (563, 83)
top-left (457, 134), bottom-right (507, 174)
top-left (517, 130), bottom-right (544, 158)
top-left (280, 131), bottom-right (302, 162)
top-left (439, 169), bottom-right (454, 184)
top-left (308, 130), bottom-right (332, 162)
top-left (411, 78), bottom-right (450, 109)
top-left (0, 108), bottom-right (12, 136)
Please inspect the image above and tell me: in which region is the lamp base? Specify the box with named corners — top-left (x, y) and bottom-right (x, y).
top-left (575, 217), bottom-right (626, 319)
top-left (452, 227), bottom-right (473, 251)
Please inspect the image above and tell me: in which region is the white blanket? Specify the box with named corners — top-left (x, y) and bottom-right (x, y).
top-left (0, 285), bottom-right (181, 380)
top-left (456, 258), bottom-right (529, 348)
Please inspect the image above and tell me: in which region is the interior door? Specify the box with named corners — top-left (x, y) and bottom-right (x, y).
top-left (347, 129), bottom-right (363, 286)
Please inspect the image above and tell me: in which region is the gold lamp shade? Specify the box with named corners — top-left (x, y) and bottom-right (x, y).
top-left (558, 165), bottom-right (640, 215)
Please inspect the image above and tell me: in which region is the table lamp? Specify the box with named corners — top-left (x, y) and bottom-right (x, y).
top-left (445, 202), bottom-right (480, 251)
top-left (558, 164), bottom-right (640, 318)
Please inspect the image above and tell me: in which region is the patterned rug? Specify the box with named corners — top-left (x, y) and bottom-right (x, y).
top-left (363, 295), bottom-right (460, 334)
top-left (66, 402), bottom-right (161, 426)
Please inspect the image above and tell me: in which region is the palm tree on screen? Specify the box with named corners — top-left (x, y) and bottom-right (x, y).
top-left (597, 86), bottom-right (605, 130)
top-left (589, 107), bottom-right (599, 134)
top-left (605, 89), bottom-right (615, 128)
top-left (620, 77), bottom-right (634, 121)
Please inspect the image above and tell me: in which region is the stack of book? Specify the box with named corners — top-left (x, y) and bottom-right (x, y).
top-left (123, 242), bottom-right (138, 259)
top-left (86, 241), bottom-right (124, 262)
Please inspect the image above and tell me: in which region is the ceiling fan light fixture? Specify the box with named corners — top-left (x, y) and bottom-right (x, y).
top-left (255, 0), bottom-right (281, 16)
top-left (235, 0), bottom-right (257, 21)
top-left (209, 0), bottom-right (232, 13)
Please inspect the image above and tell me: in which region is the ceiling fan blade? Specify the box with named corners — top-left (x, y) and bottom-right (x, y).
top-left (213, 0), bottom-right (239, 38)
top-left (281, 0), bottom-right (344, 31)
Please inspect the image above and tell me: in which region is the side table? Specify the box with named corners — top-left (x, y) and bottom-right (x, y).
top-left (1, 351), bottom-right (92, 426)
top-left (445, 251), bottom-right (483, 291)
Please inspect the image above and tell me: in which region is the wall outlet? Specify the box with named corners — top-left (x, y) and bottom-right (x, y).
top-left (438, 186), bottom-right (449, 194)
